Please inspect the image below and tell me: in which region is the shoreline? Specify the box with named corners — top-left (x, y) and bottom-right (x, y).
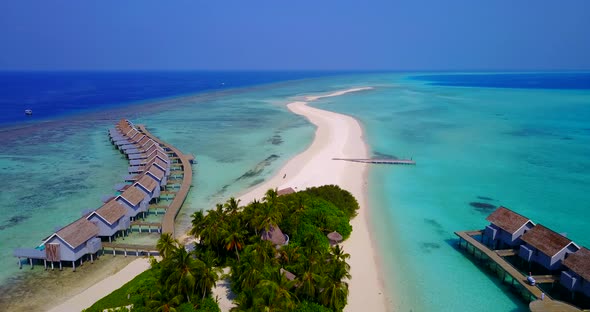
top-left (236, 86), bottom-right (390, 312)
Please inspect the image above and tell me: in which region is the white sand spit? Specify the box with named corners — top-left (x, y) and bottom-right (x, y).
top-left (236, 86), bottom-right (388, 312)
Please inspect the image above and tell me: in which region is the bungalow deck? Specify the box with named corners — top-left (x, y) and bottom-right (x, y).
top-left (455, 231), bottom-right (586, 312)
top-left (136, 125), bottom-right (193, 236)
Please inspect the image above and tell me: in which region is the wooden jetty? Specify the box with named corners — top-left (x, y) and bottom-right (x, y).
top-left (332, 157), bottom-right (416, 165)
top-left (137, 125), bottom-right (192, 236)
top-left (455, 230), bottom-right (588, 312)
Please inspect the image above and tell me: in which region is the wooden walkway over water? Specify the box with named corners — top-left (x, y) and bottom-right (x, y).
top-left (332, 158), bottom-right (416, 165)
top-left (137, 125), bottom-right (193, 236)
top-left (455, 230), bottom-right (585, 312)
top-left (102, 242), bottom-right (159, 257)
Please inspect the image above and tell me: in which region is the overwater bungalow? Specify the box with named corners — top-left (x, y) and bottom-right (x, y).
top-left (518, 224), bottom-right (580, 271)
top-left (120, 135), bottom-right (150, 152)
top-left (129, 147), bottom-right (168, 161)
top-left (116, 185), bottom-right (150, 220)
top-left (111, 128), bottom-right (140, 145)
top-left (116, 133), bottom-right (145, 149)
top-left (86, 199), bottom-right (130, 242)
top-left (560, 247), bottom-right (590, 298)
top-left (128, 155), bottom-right (168, 175)
top-left (134, 174), bottom-right (161, 200)
top-left (124, 139), bottom-right (159, 156)
top-left (129, 152), bottom-right (170, 167)
top-left (146, 164), bottom-right (168, 187)
top-left (483, 206), bottom-right (535, 249)
top-left (13, 218), bottom-right (102, 271)
top-left (128, 142), bottom-right (162, 157)
top-left (42, 218), bottom-right (102, 268)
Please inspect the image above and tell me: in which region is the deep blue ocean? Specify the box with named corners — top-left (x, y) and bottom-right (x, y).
top-left (0, 71), bottom-right (341, 125)
top-left (412, 72), bottom-right (590, 89)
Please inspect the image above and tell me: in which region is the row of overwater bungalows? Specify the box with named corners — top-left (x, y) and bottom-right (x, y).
top-left (483, 206), bottom-right (590, 298)
top-left (14, 120), bottom-right (171, 270)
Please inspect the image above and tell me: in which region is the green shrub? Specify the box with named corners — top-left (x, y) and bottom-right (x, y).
top-left (196, 297), bottom-right (221, 312)
top-left (303, 185), bottom-right (359, 219)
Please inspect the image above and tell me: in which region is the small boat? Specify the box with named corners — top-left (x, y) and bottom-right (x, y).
top-left (24, 109), bottom-right (33, 116)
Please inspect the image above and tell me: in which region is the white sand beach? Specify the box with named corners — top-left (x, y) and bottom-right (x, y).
top-left (45, 87), bottom-right (389, 312)
top-left (237, 87), bottom-right (389, 312)
top-left (47, 258), bottom-right (152, 312)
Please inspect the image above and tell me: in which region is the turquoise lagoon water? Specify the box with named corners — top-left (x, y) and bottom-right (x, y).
top-left (1, 72), bottom-right (589, 312)
top-left (0, 81), bottom-right (318, 289)
top-left (311, 73), bottom-right (590, 311)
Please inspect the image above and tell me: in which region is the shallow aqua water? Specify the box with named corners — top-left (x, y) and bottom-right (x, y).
top-left (0, 82), bottom-right (317, 287)
top-left (312, 73), bottom-right (590, 311)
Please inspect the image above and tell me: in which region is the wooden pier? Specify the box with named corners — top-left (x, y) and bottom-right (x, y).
top-left (456, 231), bottom-right (585, 312)
top-left (332, 158), bottom-right (416, 165)
top-left (137, 125), bottom-right (193, 236)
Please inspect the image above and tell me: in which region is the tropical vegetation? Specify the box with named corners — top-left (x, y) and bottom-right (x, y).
top-left (85, 184), bottom-right (358, 312)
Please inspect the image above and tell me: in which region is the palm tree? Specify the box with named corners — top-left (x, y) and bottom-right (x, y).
top-left (223, 223), bottom-right (248, 262)
top-left (318, 248), bottom-right (351, 312)
top-left (277, 244), bottom-right (301, 267)
top-left (157, 233), bottom-right (179, 259)
top-left (234, 259), bottom-right (265, 292)
top-left (296, 261), bottom-right (321, 300)
top-left (147, 289), bottom-right (183, 312)
top-left (329, 245), bottom-right (350, 269)
top-left (319, 278), bottom-right (349, 312)
top-left (189, 210), bottom-right (205, 238)
top-left (253, 269), bottom-right (298, 311)
top-left (166, 247), bottom-right (199, 302)
top-left (194, 250), bottom-right (221, 299)
top-left (224, 197), bottom-right (241, 215)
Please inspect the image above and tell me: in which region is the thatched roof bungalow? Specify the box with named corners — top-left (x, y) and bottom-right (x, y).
top-left (277, 187), bottom-right (295, 196)
top-left (261, 224), bottom-right (288, 247)
top-left (327, 231), bottom-right (343, 246)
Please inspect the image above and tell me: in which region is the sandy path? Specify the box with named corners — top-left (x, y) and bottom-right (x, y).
top-left (47, 258), bottom-right (152, 312)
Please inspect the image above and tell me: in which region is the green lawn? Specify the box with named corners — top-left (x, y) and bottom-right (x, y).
top-left (83, 269), bottom-right (152, 312)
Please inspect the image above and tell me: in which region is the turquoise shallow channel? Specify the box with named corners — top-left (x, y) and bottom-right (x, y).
top-left (1, 72), bottom-right (589, 311)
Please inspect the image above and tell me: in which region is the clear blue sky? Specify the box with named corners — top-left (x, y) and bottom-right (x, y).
top-left (1, 0), bottom-right (589, 70)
